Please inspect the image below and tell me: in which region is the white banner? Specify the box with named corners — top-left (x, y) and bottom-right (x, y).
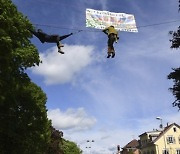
top-left (86, 8), bottom-right (138, 32)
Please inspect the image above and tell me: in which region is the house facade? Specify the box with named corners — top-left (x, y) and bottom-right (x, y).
top-left (139, 123), bottom-right (180, 154)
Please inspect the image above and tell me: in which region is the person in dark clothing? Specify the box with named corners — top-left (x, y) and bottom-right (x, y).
top-left (30, 29), bottom-right (73, 54)
top-left (102, 26), bottom-right (119, 58)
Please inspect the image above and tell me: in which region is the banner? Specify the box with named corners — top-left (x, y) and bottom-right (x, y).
top-left (86, 8), bottom-right (138, 32)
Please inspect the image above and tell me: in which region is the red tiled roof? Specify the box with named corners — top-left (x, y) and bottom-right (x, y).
top-left (123, 139), bottom-right (139, 149)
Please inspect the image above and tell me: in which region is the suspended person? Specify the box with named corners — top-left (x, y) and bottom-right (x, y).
top-left (102, 26), bottom-right (119, 58)
top-left (30, 29), bottom-right (73, 54)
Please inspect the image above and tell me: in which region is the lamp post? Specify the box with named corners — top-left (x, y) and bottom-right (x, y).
top-left (85, 146), bottom-right (91, 154)
top-left (86, 140), bottom-right (94, 154)
top-left (156, 117), bottom-right (167, 154)
top-left (156, 117), bottom-right (163, 128)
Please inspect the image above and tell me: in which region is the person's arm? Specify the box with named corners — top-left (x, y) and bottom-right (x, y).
top-left (59, 33), bottom-right (73, 41)
top-left (102, 28), bottom-right (108, 35)
top-left (117, 34), bottom-right (119, 40)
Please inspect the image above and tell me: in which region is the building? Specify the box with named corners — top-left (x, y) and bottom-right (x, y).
top-left (121, 139), bottom-right (140, 154)
top-left (139, 123), bottom-right (180, 154)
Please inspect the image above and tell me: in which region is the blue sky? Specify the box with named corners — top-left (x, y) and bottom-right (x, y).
top-left (12, 0), bottom-right (180, 153)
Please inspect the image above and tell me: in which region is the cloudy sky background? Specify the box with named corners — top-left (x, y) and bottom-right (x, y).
top-left (12, 0), bottom-right (180, 153)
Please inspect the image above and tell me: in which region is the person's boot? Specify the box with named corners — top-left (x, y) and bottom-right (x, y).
top-left (112, 52), bottom-right (115, 58)
top-left (107, 54), bottom-right (111, 58)
top-left (58, 49), bottom-right (65, 54)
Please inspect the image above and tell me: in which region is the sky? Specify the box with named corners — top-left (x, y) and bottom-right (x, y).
top-left (12, 0), bottom-right (180, 153)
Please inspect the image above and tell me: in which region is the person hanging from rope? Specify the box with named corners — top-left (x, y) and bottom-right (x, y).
top-left (29, 29), bottom-right (73, 54)
top-left (102, 25), bottom-right (119, 58)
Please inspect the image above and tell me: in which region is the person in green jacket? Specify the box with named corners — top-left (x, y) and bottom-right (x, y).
top-left (103, 25), bottom-right (119, 58)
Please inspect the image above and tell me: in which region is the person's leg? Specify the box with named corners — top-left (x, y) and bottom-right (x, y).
top-left (111, 46), bottom-right (115, 58)
top-left (56, 36), bottom-right (64, 47)
top-left (57, 42), bottom-right (64, 54)
top-left (107, 46), bottom-right (111, 58)
top-left (55, 36), bottom-right (64, 54)
top-left (107, 35), bottom-right (113, 58)
top-left (108, 34), bottom-right (115, 58)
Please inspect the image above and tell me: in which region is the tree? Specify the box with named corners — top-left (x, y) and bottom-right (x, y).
top-left (0, 82), bottom-right (51, 154)
top-left (0, 0), bottom-right (51, 153)
top-left (62, 139), bottom-right (82, 154)
top-left (168, 2), bottom-right (180, 110)
top-left (47, 126), bottom-right (64, 154)
top-left (169, 26), bottom-right (180, 49)
top-left (168, 68), bottom-right (180, 110)
top-left (0, 1), bottom-right (83, 153)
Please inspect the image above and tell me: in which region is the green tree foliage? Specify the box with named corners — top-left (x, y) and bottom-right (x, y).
top-left (47, 126), bottom-right (64, 154)
top-left (0, 82), bottom-right (51, 154)
top-left (62, 139), bottom-right (82, 154)
top-left (0, 0), bottom-right (51, 153)
top-left (169, 26), bottom-right (180, 49)
top-left (168, 2), bottom-right (180, 110)
top-left (168, 68), bottom-right (180, 110)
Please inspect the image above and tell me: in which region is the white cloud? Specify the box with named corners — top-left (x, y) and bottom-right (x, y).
top-left (31, 44), bottom-right (94, 85)
top-left (47, 108), bottom-right (97, 131)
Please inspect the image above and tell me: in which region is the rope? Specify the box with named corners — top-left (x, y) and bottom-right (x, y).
top-left (137, 19), bottom-right (180, 29)
top-left (33, 23), bottom-right (99, 32)
top-left (72, 30), bottom-right (83, 35)
top-left (33, 19), bottom-right (180, 33)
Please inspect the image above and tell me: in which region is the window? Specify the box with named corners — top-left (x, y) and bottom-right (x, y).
top-left (179, 136), bottom-right (180, 144)
top-left (167, 136), bottom-right (175, 144)
top-left (176, 149), bottom-right (180, 154)
top-left (141, 140), bottom-right (144, 145)
top-left (174, 127), bottom-right (177, 132)
top-left (141, 139), bottom-right (148, 145)
top-left (163, 150), bottom-right (169, 154)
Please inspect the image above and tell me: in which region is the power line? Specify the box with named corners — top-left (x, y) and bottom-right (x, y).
top-left (137, 19), bottom-right (180, 28)
top-left (33, 19), bottom-right (180, 33)
top-left (33, 23), bottom-right (99, 33)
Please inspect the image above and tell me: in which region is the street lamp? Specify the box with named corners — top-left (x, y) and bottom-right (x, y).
top-left (87, 140), bottom-right (94, 143)
top-left (156, 117), bottom-right (163, 128)
top-left (86, 140), bottom-right (94, 154)
top-left (156, 117), bottom-right (167, 154)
